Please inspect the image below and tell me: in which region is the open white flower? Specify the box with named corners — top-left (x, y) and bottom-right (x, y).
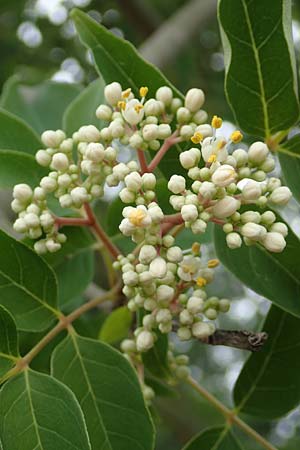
top-left (177, 256), bottom-right (202, 282)
top-left (201, 136), bottom-right (228, 163)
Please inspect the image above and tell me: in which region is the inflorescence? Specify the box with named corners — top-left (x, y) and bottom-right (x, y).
top-left (12, 82), bottom-right (291, 367)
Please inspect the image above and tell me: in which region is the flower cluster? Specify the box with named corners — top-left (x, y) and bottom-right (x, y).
top-left (11, 82), bottom-right (292, 364)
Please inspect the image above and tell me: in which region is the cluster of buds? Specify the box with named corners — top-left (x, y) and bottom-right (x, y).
top-left (115, 243), bottom-right (230, 355)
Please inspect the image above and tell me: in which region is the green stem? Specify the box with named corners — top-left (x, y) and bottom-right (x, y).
top-left (186, 376), bottom-right (278, 450)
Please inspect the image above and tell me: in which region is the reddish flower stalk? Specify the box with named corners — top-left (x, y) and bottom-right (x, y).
top-left (137, 149), bottom-right (148, 174)
top-left (147, 131), bottom-right (181, 172)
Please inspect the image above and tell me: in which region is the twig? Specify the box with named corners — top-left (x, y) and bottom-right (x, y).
top-left (186, 376), bottom-right (278, 450)
top-left (147, 132), bottom-right (181, 172)
top-left (200, 329), bottom-right (268, 352)
top-left (137, 149), bottom-right (148, 174)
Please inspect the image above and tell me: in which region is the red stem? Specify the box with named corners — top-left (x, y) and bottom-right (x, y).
top-left (162, 213), bottom-right (183, 225)
top-left (137, 149), bottom-right (148, 174)
top-left (55, 217), bottom-right (91, 227)
top-left (147, 132), bottom-right (181, 172)
top-left (84, 203), bottom-right (121, 259)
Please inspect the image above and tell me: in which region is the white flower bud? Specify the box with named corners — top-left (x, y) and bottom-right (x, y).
top-left (179, 310), bottom-right (193, 325)
top-left (40, 212), bottom-right (54, 229)
top-left (136, 330), bottom-right (154, 352)
top-left (179, 148), bottom-right (201, 169)
top-left (181, 204), bottom-right (198, 222)
top-left (148, 204), bottom-right (164, 222)
top-left (156, 308), bottom-right (172, 324)
top-left (45, 239), bottom-right (61, 253)
top-left (121, 339), bottom-right (136, 353)
top-left (193, 109), bottom-right (208, 124)
top-left (191, 219), bottom-right (207, 234)
top-left (176, 107), bottom-right (191, 123)
top-left (156, 285), bottom-right (174, 302)
top-left (35, 150), bottom-right (52, 167)
top-left (27, 204), bottom-right (40, 215)
top-left (226, 232), bottom-right (242, 249)
top-left (85, 143), bottom-right (105, 162)
top-left (180, 125), bottom-right (194, 140)
top-left (13, 184), bottom-right (32, 202)
top-left (261, 232), bottom-right (286, 253)
top-left (212, 196), bottom-right (240, 218)
top-left (168, 175), bottom-right (186, 194)
top-left (51, 152), bottom-right (69, 171)
top-left (41, 130), bottom-right (65, 148)
top-left (169, 195), bottom-right (185, 211)
top-left (260, 211), bottom-right (276, 225)
top-left (142, 124), bottom-right (158, 141)
top-left (196, 124), bottom-right (213, 138)
top-left (40, 177), bottom-right (57, 193)
top-left (124, 171), bottom-right (142, 192)
top-left (198, 181), bottom-right (215, 200)
top-left (34, 240), bottom-right (47, 255)
top-left (142, 173), bottom-right (156, 190)
top-left (157, 124), bottom-right (171, 139)
top-left (11, 199), bottom-right (25, 213)
top-left (270, 222), bottom-right (288, 237)
top-left (187, 296), bottom-right (204, 314)
top-left (166, 246), bottom-right (183, 263)
top-left (248, 141), bottom-right (269, 163)
top-left (241, 222), bottom-right (267, 240)
top-left (211, 164), bottom-right (236, 187)
top-left (104, 82), bottom-right (122, 106)
top-left (24, 213), bottom-right (40, 228)
top-left (143, 99), bottom-right (161, 116)
top-left (59, 194), bottom-right (73, 208)
top-left (96, 104), bottom-right (112, 120)
top-left (70, 186), bottom-right (89, 204)
top-left (232, 149), bottom-right (248, 167)
top-left (109, 121), bottom-right (124, 138)
top-left (57, 174), bottom-right (72, 188)
top-left (123, 99), bottom-right (144, 125)
top-left (33, 187), bottom-right (46, 201)
top-left (139, 245), bottom-right (157, 264)
top-left (240, 211), bottom-right (260, 224)
top-left (177, 327), bottom-right (192, 340)
top-left (13, 218), bottom-right (28, 233)
top-left (123, 270), bottom-right (139, 286)
top-left (192, 322), bottom-right (214, 339)
top-left (119, 188), bottom-right (135, 204)
top-left (156, 86), bottom-right (173, 106)
top-left (242, 180), bottom-right (262, 201)
top-left (269, 186), bottom-right (292, 205)
top-left (185, 88), bottom-right (205, 112)
top-left (78, 125), bottom-right (101, 142)
top-left (149, 256), bottom-right (167, 278)
top-left (113, 163), bottom-right (130, 180)
top-left (260, 157), bottom-right (275, 173)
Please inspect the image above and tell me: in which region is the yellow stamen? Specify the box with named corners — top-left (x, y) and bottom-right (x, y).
top-left (122, 88), bottom-right (132, 98)
top-left (117, 100), bottom-right (126, 110)
top-left (207, 154), bottom-right (217, 163)
top-left (134, 103), bottom-right (143, 113)
top-left (230, 130), bottom-right (243, 143)
top-left (207, 259), bottom-right (219, 268)
top-left (128, 209), bottom-right (147, 226)
top-left (191, 132), bottom-right (203, 144)
top-left (211, 115), bottom-right (223, 129)
top-left (216, 139), bottom-right (227, 150)
top-left (192, 242), bottom-right (201, 254)
top-left (139, 86), bottom-right (148, 97)
top-left (196, 277), bottom-right (207, 287)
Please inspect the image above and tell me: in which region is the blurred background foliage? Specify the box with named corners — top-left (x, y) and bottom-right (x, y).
top-left (1, 1), bottom-right (300, 449)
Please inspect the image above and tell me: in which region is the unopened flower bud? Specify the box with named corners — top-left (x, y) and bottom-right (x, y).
top-left (212, 196), bottom-right (240, 218)
top-left (51, 152), bottom-right (69, 171)
top-left (192, 322), bottom-right (214, 339)
top-left (136, 330), bottom-right (154, 352)
top-left (13, 184), bottom-right (32, 202)
top-left (125, 171), bottom-right (142, 192)
top-left (191, 219), bottom-right (207, 234)
top-left (248, 141), bottom-right (269, 163)
top-left (142, 173), bottom-right (156, 190)
top-left (168, 175), bottom-right (186, 194)
top-left (13, 218), bottom-right (28, 233)
top-left (185, 88), bottom-right (205, 112)
top-left (41, 130), bottom-right (65, 148)
top-left (142, 124), bottom-right (158, 141)
top-left (196, 124), bottom-right (213, 138)
top-left (104, 82), bottom-right (122, 106)
top-left (85, 143), bottom-right (105, 162)
top-left (157, 124), bottom-right (171, 139)
top-left (123, 270), bottom-right (139, 286)
top-left (179, 148), bottom-right (201, 169)
top-left (156, 285), bottom-right (174, 303)
top-left (156, 308), bottom-right (172, 324)
top-left (226, 232), bottom-right (242, 249)
top-left (149, 256), bottom-right (167, 278)
top-left (177, 327), bottom-right (192, 340)
top-left (177, 107), bottom-right (191, 123)
top-left (156, 86), bottom-right (173, 106)
top-left (96, 104), bottom-right (112, 120)
top-left (187, 296), bottom-right (204, 314)
top-left (270, 222), bottom-right (288, 237)
top-left (166, 246), bottom-right (183, 263)
top-left (211, 164), bottom-right (236, 187)
top-left (269, 186), bottom-right (292, 205)
top-left (242, 180), bottom-right (262, 201)
top-left (241, 222), bottom-right (267, 240)
top-left (35, 150), bottom-right (52, 167)
top-left (139, 245), bottom-right (157, 264)
top-left (181, 204), bottom-right (198, 222)
top-left (261, 232), bottom-right (286, 253)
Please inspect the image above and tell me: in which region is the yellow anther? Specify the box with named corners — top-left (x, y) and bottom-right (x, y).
top-left (211, 115), bottom-right (223, 129)
top-left (191, 132), bottom-right (203, 144)
top-left (196, 277), bottom-right (207, 287)
top-left (117, 101), bottom-right (126, 110)
top-left (230, 130), bottom-right (243, 143)
top-left (192, 242), bottom-right (201, 254)
top-left (207, 259), bottom-right (219, 268)
top-left (216, 139), bottom-right (227, 150)
top-left (207, 154), bottom-right (217, 163)
top-left (122, 88), bottom-right (132, 98)
top-left (139, 86), bottom-right (148, 97)
top-left (134, 103), bottom-right (143, 113)
top-left (128, 209), bottom-right (147, 226)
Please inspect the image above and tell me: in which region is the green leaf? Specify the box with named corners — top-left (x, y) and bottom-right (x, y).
top-left (0, 306), bottom-right (19, 378)
top-left (70, 9), bottom-right (185, 178)
top-left (213, 219), bottom-right (300, 317)
top-left (0, 369), bottom-right (91, 450)
top-left (106, 196), bottom-right (127, 237)
top-left (0, 77), bottom-right (82, 134)
top-left (278, 135), bottom-right (300, 203)
top-left (182, 427), bottom-right (243, 450)
top-left (99, 306), bottom-right (132, 344)
top-left (142, 331), bottom-right (170, 379)
top-left (218, 0), bottom-right (299, 137)
top-left (51, 333), bottom-right (155, 450)
top-left (63, 77), bottom-right (105, 136)
top-left (0, 108), bottom-right (41, 154)
top-left (234, 305), bottom-right (300, 419)
top-left (0, 230), bottom-right (58, 331)
top-left (55, 250), bottom-right (94, 307)
top-left (0, 150), bottom-right (47, 188)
